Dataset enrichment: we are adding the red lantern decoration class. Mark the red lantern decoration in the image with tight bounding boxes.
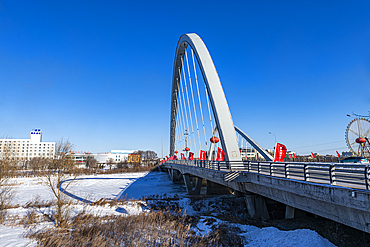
[185,147,190,152]
[210,137,219,143]
[175,151,178,154]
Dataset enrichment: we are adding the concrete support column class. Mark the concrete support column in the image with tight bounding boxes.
[168,168,173,180]
[244,195,270,220]
[244,195,256,218]
[183,174,202,195]
[171,169,182,182]
[285,205,295,219]
[255,196,270,220]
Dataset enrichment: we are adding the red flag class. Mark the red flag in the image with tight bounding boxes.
[189,152,194,160]
[293,153,297,158]
[173,155,177,160]
[274,143,287,162]
[200,150,206,160]
[216,147,221,161]
[311,152,316,159]
[255,154,257,160]
[336,151,340,158]
[289,153,292,159]
[181,153,185,160]
[216,147,225,161]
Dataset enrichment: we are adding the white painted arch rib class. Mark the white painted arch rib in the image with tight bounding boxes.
[170,33,241,162]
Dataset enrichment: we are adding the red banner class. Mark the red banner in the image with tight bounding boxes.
[216,148,221,161]
[216,147,225,161]
[311,152,316,159]
[274,143,287,162]
[189,152,194,160]
[181,153,185,160]
[289,153,292,159]
[200,150,206,160]
[293,153,297,158]
[336,151,340,158]
[173,155,177,160]
[221,149,225,161]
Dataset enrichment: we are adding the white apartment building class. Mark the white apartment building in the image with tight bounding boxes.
[0,129,56,160]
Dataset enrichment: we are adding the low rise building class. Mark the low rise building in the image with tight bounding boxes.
[95,150,137,166]
[127,153,141,163]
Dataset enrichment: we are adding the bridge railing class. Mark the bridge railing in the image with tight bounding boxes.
[164,160,370,190]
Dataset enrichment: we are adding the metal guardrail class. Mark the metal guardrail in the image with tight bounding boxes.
[164,160,370,190]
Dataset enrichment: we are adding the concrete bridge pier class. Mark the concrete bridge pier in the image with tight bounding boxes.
[285,205,295,219]
[183,174,203,195]
[172,169,182,182]
[169,169,182,182]
[244,194,270,220]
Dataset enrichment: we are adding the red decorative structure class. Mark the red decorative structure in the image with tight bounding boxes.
[185,147,190,152]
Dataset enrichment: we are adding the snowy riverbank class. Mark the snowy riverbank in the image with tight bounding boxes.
[0,170,336,246]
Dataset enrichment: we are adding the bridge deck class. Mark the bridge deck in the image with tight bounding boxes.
[162,160,370,234]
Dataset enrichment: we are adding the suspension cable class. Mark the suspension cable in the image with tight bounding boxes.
[176,79,185,152]
[179,57,192,151]
[185,50,200,156]
[175,79,181,152]
[178,65,188,151]
[179,65,186,151]
[205,77,214,140]
[182,54,195,152]
[190,48,205,152]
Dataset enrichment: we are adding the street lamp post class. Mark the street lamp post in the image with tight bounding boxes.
[184,129,189,159]
[269,132,276,145]
[269,132,277,160]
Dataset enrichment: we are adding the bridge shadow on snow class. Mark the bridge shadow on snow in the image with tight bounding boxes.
[117,170,187,200]
[59,177,140,214]
[58,171,187,214]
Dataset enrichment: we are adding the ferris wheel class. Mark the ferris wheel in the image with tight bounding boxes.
[345,115,370,157]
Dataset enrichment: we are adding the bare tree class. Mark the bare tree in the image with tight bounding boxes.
[29,157,49,172]
[42,139,76,227]
[145,150,158,162]
[0,138,17,222]
[116,157,128,169]
[135,150,158,166]
[85,155,98,169]
[106,158,115,170]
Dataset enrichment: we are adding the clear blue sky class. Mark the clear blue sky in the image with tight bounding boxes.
[1,0,369,156]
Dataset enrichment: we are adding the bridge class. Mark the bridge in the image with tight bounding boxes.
[161,33,370,234]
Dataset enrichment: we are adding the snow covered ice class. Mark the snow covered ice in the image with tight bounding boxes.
[0,170,336,246]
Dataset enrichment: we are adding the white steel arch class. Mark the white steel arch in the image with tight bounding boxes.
[170,33,241,162]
